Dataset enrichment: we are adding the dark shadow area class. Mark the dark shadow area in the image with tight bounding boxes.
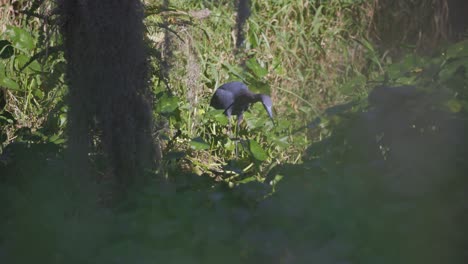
[1,85,466,263]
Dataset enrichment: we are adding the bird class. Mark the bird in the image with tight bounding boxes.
[210,81,274,133]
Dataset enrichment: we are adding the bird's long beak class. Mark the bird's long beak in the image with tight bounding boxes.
[263,104,275,125]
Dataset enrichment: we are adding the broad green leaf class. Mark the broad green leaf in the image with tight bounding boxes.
[190,137,210,150]
[214,113,228,124]
[208,109,228,125]
[249,139,268,161]
[4,26,35,53]
[155,94,179,114]
[0,77,20,91]
[16,54,41,72]
[33,88,45,99]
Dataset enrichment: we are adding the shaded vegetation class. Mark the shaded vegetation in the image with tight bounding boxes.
[0,0,467,263]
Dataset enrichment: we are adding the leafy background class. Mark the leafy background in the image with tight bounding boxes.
[1,0,467,263]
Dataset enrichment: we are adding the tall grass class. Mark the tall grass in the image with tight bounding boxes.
[149,0,379,126]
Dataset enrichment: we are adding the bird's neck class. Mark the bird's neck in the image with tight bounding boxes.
[252,93,263,102]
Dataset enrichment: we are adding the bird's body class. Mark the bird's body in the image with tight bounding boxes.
[210,81,273,131]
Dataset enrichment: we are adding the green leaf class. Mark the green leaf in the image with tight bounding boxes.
[271,136,289,149]
[269,174,284,185]
[190,137,210,150]
[16,54,41,72]
[249,139,268,161]
[224,138,236,151]
[4,26,35,53]
[0,40,14,59]
[33,88,45,99]
[155,94,179,114]
[48,134,65,144]
[246,57,268,78]
[238,176,256,184]
[59,113,67,127]
[0,77,20,91]
[208,109,228,125]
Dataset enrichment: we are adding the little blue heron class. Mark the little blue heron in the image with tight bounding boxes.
[210,81,274,133]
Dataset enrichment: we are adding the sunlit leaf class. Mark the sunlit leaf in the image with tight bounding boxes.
[155,94,179,114]
[249,139,268,161]
[59,113,67,127]
[224,138,236,151]
[269,174,284,185]
[33,88,45,99]
[4,26,35,53]
[0,77,21,91]
[48,134,65,144]
[238,176,256,184]
[16,54,41,72]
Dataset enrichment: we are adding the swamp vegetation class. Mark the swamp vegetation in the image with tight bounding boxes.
[0,0,467,263]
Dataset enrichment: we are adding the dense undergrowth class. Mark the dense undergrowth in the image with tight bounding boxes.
[1,0,468,263]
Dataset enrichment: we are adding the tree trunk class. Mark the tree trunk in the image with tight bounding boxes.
[58,0,155,197]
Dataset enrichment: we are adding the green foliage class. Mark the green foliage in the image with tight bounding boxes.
[0,21,66,148]
[1,0,468,263]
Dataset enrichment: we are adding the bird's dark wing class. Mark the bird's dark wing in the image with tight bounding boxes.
[218,81,249,93]
[211,81,254,117]
[210,87,234,111]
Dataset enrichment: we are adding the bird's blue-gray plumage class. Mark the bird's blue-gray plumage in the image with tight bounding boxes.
[210,81,274,130]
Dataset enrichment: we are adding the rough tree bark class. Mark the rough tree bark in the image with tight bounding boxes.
[58,0,155,196]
